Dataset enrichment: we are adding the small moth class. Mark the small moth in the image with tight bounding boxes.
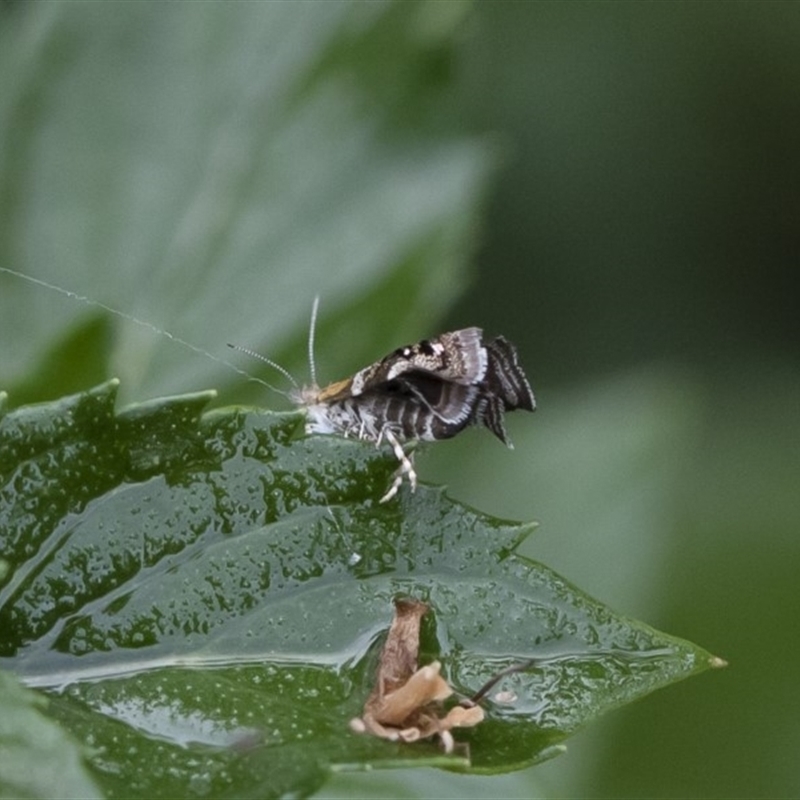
[287,303,536,502]
[1,268,536,503]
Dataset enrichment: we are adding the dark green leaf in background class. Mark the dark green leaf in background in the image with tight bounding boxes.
[0,1,491,407]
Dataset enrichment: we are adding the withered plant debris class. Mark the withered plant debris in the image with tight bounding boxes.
[349,598,484,753]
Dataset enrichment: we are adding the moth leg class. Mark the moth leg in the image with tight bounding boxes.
[380,429,417,503]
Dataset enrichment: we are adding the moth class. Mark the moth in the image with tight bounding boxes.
[1,268,536,503]
[287,305,536,502]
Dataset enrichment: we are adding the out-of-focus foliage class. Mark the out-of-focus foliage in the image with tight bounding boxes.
[0,670,101,800]
[422,4,800,799]
[0,1,490,407]
[1,0,797,798]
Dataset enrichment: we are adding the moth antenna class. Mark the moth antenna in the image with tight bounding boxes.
[226,343,298,392]
[0,266,288,398]
[308,295,320,388]
[466,658,540,706]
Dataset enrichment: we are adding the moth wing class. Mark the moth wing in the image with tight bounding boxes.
[484,336,536,411]
[394,372,480,424]
[472,336,536,447]
[429,328,488,384]
[375,372,482,440]
[351,328,488,396]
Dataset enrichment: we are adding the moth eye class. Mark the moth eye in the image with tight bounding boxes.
[419,339,434,356]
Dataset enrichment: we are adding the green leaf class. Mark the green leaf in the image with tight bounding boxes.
[0,1,492,406]
[0,669,101,800]
[0,384,721,798]
[0,6,722,797]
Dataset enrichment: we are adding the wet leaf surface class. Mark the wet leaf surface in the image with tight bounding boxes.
[0,384,719,798]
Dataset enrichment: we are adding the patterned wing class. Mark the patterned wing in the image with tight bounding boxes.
[349,328,488,396]
[474,337,536,446]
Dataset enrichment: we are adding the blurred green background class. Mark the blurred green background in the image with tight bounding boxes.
[1,2,799,797]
